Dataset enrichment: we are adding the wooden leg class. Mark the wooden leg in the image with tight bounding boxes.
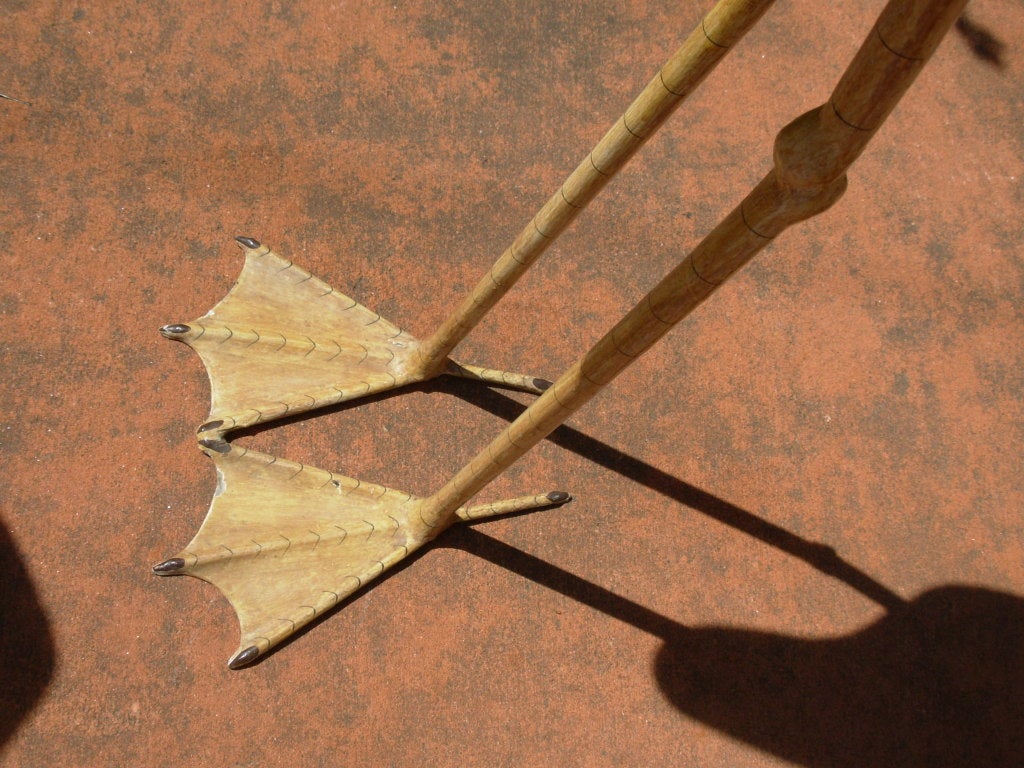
[157,0,966,667]
[415,0,969,529]
[413,0,777,374]
[162,0,777,437]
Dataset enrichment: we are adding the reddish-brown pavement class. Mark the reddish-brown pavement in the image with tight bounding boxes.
[1,1,1022,766]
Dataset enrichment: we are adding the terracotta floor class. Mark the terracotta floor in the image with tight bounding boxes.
[2,0,1022,766]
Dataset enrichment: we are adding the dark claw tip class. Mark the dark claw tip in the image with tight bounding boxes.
[199,438,231,454]
[197,419,224,434]
[546,491,572,504]
[152,557,186,574]
[160,323,191,337]
[228,646,261,669]
[532,378,553,392]
[234,236,261,249]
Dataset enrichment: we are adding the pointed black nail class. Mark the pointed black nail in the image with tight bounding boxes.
[160,324,191,337]
[228,646,261,669]
[152,557,186,574]
[546,491,572,504]
[197,420,224,434]
[199,438,231,454]
[533,378,553,392]
[235,236,261,249]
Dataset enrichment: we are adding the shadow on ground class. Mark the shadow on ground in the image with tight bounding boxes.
[445,529,1024,768]
[0,521,55,750]
[440,381,1023,767]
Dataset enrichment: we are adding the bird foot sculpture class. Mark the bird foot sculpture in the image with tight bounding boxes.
[160,236,551,443]
[153,442,569,669]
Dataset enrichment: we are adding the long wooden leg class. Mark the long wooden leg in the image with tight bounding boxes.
[413,0,777,375]
[416,0,968,529]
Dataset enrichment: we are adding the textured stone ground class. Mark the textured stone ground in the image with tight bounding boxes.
[1,0,1022,765]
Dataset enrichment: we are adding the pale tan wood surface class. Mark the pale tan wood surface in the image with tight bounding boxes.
[160,240,424,438]
[153,444,572,668]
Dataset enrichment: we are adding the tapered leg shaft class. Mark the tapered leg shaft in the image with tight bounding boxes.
[417,0,969,529]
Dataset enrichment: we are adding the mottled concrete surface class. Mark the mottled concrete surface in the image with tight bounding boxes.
[1,0,1022,766]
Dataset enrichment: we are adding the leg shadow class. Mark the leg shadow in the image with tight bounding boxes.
[0,522,55,748]
[443,381,902,610]
[446,530,1023,768]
